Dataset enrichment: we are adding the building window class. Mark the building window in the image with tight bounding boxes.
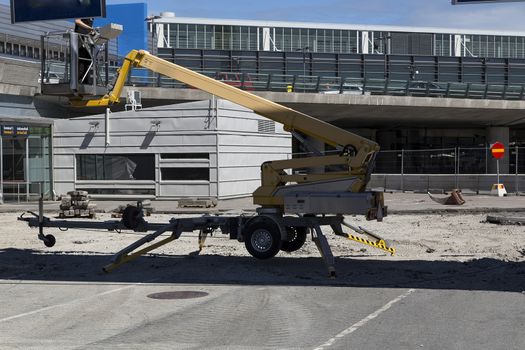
[76,154,155,180]
[161,168,209,181]
[223,25,232,50]
[188,24,197,49]
[241,26,250,50]
[205,25,214,49]
[77,188,155,195]
[232,26,242,50]
[308,29,317,52]
[213,25,222,50]
[161,153,210,159]
[178,24,188,48]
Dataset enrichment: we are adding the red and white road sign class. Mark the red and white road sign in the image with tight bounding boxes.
[490,142,505,159]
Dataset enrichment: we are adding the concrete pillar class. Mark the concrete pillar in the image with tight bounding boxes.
[486,127,510,174]
[454,35,463,57]
[361,31,369,54]
[262,28,271,51]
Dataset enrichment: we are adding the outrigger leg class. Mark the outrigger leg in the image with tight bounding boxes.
[312,225,336,278]
[334,221,396,256]
[198,229,211,252]
[102,217,226,272]
[103,220,179,273]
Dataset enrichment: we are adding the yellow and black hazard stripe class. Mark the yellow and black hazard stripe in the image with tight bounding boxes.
[345,234,396,255]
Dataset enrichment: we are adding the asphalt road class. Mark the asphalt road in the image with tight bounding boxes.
[1,252,524,349]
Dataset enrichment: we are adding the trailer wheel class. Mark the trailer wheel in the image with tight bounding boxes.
[43,234,56,248]
[281,227,308,252]
[122,206,143,230]
[244,218,282,259]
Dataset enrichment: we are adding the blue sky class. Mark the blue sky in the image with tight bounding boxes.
[102,0,525,31]
[3,0,525,31]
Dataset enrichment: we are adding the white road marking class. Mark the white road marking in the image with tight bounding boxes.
[0,279,158,323]
[314,288,416,350]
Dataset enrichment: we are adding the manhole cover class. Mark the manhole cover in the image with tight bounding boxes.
[147,291,209,300]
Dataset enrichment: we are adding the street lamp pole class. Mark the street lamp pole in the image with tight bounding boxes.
[145,15,162,86]
[296,46,309,92]
[408,63,419,81]
[383,35,391,79]
[145,15,162,55]
[375,35,391,79]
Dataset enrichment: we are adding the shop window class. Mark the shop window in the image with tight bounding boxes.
[77,188,155,195]
[76,154,155,180]
[161,153,209,159]
[161,168,209,181]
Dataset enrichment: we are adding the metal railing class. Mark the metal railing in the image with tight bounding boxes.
[374,146,524,193]
[122,67,525,101]
[1,181,45,203]
[42,62,525,101]
[374,146,524,174]
[286,147,524,193]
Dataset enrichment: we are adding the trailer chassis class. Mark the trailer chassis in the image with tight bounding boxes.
[19,197,395,277]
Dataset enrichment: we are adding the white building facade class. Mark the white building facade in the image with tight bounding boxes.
[53,100,291,199]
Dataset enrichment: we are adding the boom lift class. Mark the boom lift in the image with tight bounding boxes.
[72,49,384,217]
[22,32,394,277]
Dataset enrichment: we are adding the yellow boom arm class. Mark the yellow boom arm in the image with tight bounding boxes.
[72,50,381,207]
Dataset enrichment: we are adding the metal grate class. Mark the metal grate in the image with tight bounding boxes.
[258,119,275,134]
[390,32,433,56]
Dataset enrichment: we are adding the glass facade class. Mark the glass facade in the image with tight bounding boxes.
[154,20,525,59]
[1,125,52,202]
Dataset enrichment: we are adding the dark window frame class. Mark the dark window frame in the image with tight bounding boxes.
[161,167,210,181]
[76,154,155,181]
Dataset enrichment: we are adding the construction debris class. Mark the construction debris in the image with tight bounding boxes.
[178,198,218,208]
[486,215,525,226]
[59,190,96,219]
[428,189,466,206]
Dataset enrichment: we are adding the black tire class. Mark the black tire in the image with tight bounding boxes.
[122,206,143,230]
[243,217,282,259]
[43,234,56,248]
[281,226,308,252]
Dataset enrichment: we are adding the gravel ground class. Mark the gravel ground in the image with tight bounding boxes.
[1,211,524,350]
